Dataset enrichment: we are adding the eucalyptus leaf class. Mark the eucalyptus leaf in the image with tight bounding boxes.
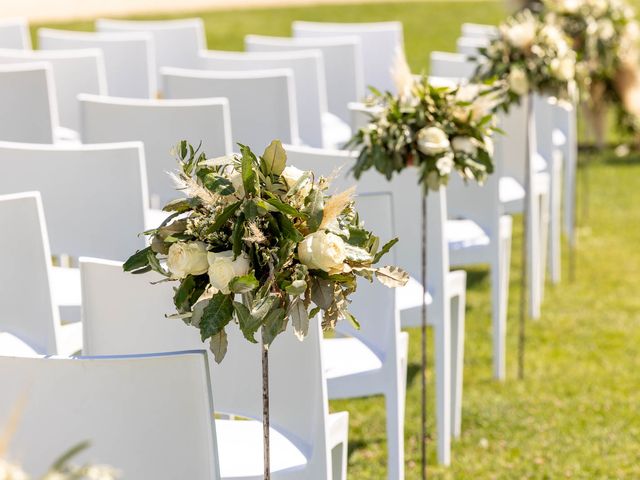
[229,274,259,294]
[261,307,287,346]
[304,189,324,232]
[372,238,399,264]
[375,266,410,288]
[261,139,287,176]
[210,329,228,363]
[311,278,334,310]
[344,244,373,263]
[289,298,309,341]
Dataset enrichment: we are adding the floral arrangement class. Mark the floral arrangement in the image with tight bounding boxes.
[347,73,501,192]
[541,0,640,136]
[475,9,577,107]
[124,140,408,361]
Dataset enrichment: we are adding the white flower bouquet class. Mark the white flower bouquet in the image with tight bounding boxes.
[124,140,409,361]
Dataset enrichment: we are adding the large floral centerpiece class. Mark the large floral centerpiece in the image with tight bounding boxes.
[542,0,640,139]
[475,9,577,107]
[348,73,501,192]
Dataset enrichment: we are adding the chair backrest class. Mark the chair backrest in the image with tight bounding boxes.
[0,351,221,479]
[197,49,326,148]
[0,332,38,356]
[461,22,499,39]
[79,94,232,207]
[456,36,490,56]
[163,67,298,150]
[429,51,476,79]
[0,192,60,355]
[0,141,148,260]
[245,34,364,124]
[533,93,556,161]
[80,258,332,477]
[0,62,58,143]
[0,18,31,50]
[497,101,533,185]
[0,48,107,131]
[38,28,156,98]
[96,17,206,86]
[293,20,404,94]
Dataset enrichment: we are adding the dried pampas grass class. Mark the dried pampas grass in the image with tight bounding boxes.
[320,186,356,229]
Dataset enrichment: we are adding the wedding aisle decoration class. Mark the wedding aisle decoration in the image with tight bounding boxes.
[348,68,501,475]
[123,139,408,478]
[474,9,577,380]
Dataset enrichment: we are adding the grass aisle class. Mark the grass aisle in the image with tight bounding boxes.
[35,2,640,477]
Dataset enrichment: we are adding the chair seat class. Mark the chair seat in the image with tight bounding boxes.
[54,126,80,144]
[500,176,526,204]
[51,266,81,307]
[322,112,351,149]
[447,219,490,250]
[397,275,433,312]
[553,128,566,147]
[323,337,382,379]
[533,152,547,172]
[145,208,173,229]
[216,418,307,478]
[0,332,38,356]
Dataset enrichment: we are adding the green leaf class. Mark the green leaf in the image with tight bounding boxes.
[162,197,196,213]
[372,238,399,264]
[234,301,261,343]
[344,244,373,263]
[147,249,169,277]
[304,189,324,232]
[202,173,235,196]
[311,278,334,310]
[265,192,306,218]
[240,145,257,195]
[49,441,91,472]
[261,139,287,176]
[209,330,228,363]
[285,279,307,296]
[277,213,304,242]
[343,310,361,330]
[229,274,259,294]
[243,199,259,220]
[289,298,309,341]
[375,266,410,288]
[261,307,287,346]
[206,201,241,234]
[199,293,234,342]
[347,226,369,246]
[231,213,245,257]
[123,247,152,272]
[173,275,196,312]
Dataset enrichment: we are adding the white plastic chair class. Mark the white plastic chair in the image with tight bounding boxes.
[461,23,499,39]
[0,351,222,479]
[285,146,467,466]
[245,34,365,124]
[38,28,156,98]
[0,17,31,49]
[80,258,348,479]
[456,36,490,56]
[0,63,60,144]
[197,49,349,149]
[96,17,206,87]
[0,48,107,131]
[0,192,81,355]
[0,141,150,261]
[79,94,232,208]
[429,51,477,79]
[293,21,404,94]
[163,67,299,150]
[0,332,38,356]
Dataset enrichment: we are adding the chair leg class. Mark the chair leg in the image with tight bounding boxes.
[384,345,408,479]
[539,186,550,300]
[491,217,512,381]
[450,288,466,439]
[331,438,348,480]
[528,188,543,320]
[434,315,452,465]
[548,153,562,284]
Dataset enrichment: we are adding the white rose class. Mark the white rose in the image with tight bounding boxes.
[483,135,495,157]
[508,68,529,95]
[551,57,575,81]
[167,241,209,278]
[598,19,615,41]
[297,231,346,273]
[559,0,580,13]
[504,20,536,49]
[436,152,455,175]
[207,250,251,294]
[281,165,311,197]
[416,127,450,155]
[452,136,478,156]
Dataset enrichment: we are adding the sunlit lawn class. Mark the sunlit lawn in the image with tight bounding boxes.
[35,2,640,478]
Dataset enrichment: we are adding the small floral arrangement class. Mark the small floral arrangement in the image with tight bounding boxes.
[347,74,501,192]
[124,140,408,361]
[0,442,119,480]
[542,0,640,134]
[475,9,577,106]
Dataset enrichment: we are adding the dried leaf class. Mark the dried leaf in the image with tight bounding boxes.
[375,266,410,288]
[210,330,228,363]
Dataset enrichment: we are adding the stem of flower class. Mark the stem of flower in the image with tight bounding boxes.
[262,337,270,479]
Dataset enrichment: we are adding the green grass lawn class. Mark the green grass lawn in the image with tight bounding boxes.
[34,2,640,478]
